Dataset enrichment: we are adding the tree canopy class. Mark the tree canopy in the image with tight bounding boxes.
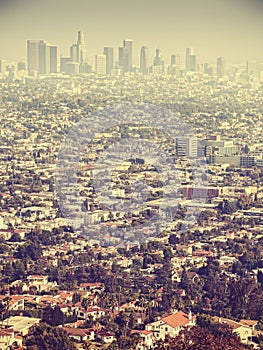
[26,323,76,350]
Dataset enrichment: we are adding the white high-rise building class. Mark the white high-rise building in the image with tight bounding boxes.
[95,54,106,75]
[27,40,57,75]
[177,136,198,158]
[77,31,88,64]
[70,44,79,63]
[186,48,194,71]
[27,40,40,75]
[50,46,59,73]
[103,47,114,74]
[39,40,50,74]
[217,57,225,78]
[140,46,149,74]
[123,40,133,72]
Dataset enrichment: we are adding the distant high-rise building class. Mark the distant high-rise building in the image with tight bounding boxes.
[201,62,213,76]
[140,46,149,74]
[27,40,57,75]
[103,47,114,74]
[77,31,88,64]
[50,46,58,73]
[60,57,71,73]
[0,60,6,79]
[171,54,181,69]
[95,54,106,75]
[153,48,162,66]
[70,44,79,63]
[189,54,197,72]
[186,47,194,71]
[177,136,198,158]
[68,31,88,73]
[118,47,124,68]
[123,40,133,72]
[17,61,26,71]
[27,40,40,75]
[217,57,225,78]
[65,62,79,75]
[39,40,50,74]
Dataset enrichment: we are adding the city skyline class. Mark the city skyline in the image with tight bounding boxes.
[0,0,263,64]
[3,33,262,77]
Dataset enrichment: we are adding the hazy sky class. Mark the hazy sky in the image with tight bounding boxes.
[0,0,263,65]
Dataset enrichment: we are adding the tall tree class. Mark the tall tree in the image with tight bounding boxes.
[26,323,76,350]
[154,326,247,350]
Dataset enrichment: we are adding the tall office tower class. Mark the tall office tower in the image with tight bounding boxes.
[103,47,114,74]
[77,31,88,64]
[60,57,71,72]
[140,46,149,74]
[217,57,225,78]
[17,61,26,71]
[189,54,197,71]
[27,40,40,75]
[177,136,198,158]
[39,40,50,74]
[123,40,133,72]
[70,44,79,63]
[50,46,58,73]
[95,54,106,75]
[0,60,6,79]
[186,47,194,71]
[153,48,162,66]
[27,40,58,75]
[171,54,176,66]
[171,54,181,68]
[65,62,79,75]
[118,47,124,67]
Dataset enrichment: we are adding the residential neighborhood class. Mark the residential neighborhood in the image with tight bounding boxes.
[0,68,262,349]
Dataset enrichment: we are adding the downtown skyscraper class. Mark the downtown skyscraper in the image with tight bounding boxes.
[27,40,58,75]
[103,47,114,74]
[186,48,196,71]
[39,40,50,74]
[140,46,149,74]
[67,31,91,74]
[95,54,106,75]
[122,40,133,73]
[27,40,40,75]
[77,31,88,64]
[70,31,88,64]
[217,57,225,78]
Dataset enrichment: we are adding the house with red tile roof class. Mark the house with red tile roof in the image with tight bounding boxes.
[96,329,116,344]
[145,310,196,341]
[78,282,104,294]
[240,319,258,332]
[0,328,22,350]
[63,327,94,342]
[9,296,24,311]
[26,275,57,292]
[131,329,154,350]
